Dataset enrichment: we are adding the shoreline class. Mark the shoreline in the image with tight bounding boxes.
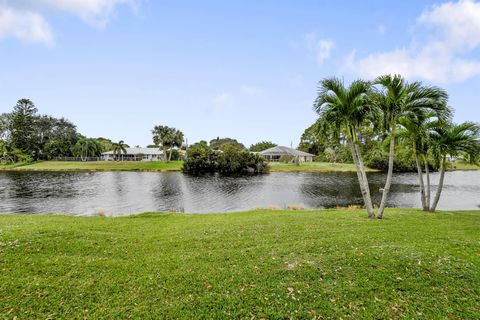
[0,160,478,173]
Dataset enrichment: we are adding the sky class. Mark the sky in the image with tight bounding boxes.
[1,0,479,147]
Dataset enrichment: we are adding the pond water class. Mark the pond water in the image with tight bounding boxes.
[0,171,478,215]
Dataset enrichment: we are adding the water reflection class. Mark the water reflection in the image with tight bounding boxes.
[0,171,478,215]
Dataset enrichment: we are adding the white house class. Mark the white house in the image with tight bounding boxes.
[102,148,164,161]
[258,146,314,163]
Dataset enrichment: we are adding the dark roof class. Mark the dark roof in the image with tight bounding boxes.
[259,146,314,157]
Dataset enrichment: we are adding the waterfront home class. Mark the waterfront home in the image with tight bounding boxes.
[102,148,164,161]
[259,146,314,162]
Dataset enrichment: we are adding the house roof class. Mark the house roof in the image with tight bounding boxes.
[102,147,164,155]
[259,146,315,157]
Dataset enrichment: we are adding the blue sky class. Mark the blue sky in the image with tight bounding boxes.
[1,0,479,147]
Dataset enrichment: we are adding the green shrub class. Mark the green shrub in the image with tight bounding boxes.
[182,142,268,175]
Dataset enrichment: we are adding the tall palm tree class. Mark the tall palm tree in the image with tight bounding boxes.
[152,125,175,162]
[112,140,128,161]
[428,122,480,211]
[397,110,441,210]
[314,77,377,218]
[373,74,449,218]
[169,130,184,162]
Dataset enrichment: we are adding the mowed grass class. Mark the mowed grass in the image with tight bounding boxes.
[2,160,477,173]
[268,161,378,172]
[0,160,183,172]
[450,160,480,171]
[1,209,479,319]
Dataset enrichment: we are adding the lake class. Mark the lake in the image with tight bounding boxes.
[0,171,478,215]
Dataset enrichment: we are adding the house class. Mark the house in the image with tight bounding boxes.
[102,148,164,161]
[258,146,314,163]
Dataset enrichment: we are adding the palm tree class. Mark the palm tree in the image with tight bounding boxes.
[112,140,128,161]
[72,137,102,161]
[397,110,440,210]
[152,125,174,162]
[170,130,184,162]
[314,77,377,218]
[373,74,449,218]
[428,122,480,211]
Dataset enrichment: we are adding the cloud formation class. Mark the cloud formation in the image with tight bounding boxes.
[0,0,138,45]
[305,33,334,66]
[345,0,480,83]
[0,5,53,44]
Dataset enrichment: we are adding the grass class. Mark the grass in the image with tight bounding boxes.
[1,160,478,173]
[1,209,479,319]
[0,160,183,172]
[449,160,480,171]
[268,161,378,172]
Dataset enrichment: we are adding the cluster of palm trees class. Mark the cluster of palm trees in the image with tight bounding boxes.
[151,125,184,162]
[314,74,480,218]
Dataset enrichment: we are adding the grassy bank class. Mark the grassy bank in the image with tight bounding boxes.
[0,160,183,172]
[0,161,371,173]
[1,160,477,173]
[1,209,479,319]
[268,161,378,172]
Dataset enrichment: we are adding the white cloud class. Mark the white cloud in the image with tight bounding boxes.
[212,93,232,106]
[0,0,138,45]
[240,85,260,96]
[305,33,335,66]
[345,0,480,83]
[0,5,53,44]
[33,0,138,26]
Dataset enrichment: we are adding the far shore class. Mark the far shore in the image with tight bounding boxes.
[0,160,478,173]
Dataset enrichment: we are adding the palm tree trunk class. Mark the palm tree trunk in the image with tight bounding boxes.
[424,156,431,209]
[163,146,168,162]
[349,140,375,218]
[414,151,427,211]
[377,125,396,218]
[430,156,446,212]
[168,148,173,162]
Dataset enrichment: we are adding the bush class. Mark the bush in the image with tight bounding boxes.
[182,143,268,175]
[365,148,417,172]
[279,155,295,163]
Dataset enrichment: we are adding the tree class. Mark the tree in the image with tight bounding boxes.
[9,99,38,159]
[428,122,480,211]
[314,77,377,218]
[112,140,128,161]
[170,130,184,161]
[209,137,245,150]
[152,126,184,162]
[249,141,277,152]
[373,75,449,218]
[72,137,103,161]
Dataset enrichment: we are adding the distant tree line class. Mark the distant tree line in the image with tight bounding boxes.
[0,99,124,163]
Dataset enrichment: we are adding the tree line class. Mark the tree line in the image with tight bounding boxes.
[0,99,126,162]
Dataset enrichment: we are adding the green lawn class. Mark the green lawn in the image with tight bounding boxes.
[268,161,378,172]
[1,160,478,173]
[0,160,184,172]
[1,209,479,319]
[450,160,480,171]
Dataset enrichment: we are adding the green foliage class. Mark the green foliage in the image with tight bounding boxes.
[9,99,39,158]
[249,141,277,152]
[365,147,418,172]
[209,137,245,150]
[152,125,184,161]
[71,137,103,160]
[183,142,267,175]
